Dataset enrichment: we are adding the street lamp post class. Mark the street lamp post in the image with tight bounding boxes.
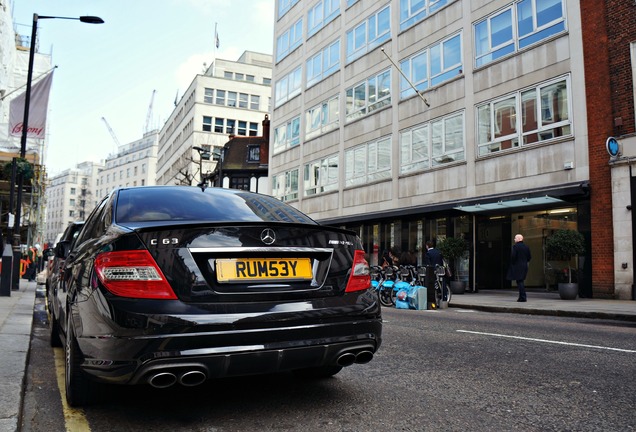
[2,13,103,294]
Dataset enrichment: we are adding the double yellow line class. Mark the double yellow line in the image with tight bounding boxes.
[52,348,92,432]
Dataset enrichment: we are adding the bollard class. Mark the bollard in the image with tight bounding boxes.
[1,242,13,296]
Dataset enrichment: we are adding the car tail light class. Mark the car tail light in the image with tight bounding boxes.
[345,250,371,293]
[94,250,177,300]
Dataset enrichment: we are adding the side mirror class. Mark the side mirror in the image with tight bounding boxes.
[54,240,71,259]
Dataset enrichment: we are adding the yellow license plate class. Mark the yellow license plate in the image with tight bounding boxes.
[216,258,312,282]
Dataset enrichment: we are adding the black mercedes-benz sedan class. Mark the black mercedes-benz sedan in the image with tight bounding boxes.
[53,186,382,406]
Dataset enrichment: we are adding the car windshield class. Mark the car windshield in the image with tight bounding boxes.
[115,187,316,224]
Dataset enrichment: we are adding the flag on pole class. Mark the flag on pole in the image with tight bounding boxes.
[9,70,54,139]
[215,23,219,49]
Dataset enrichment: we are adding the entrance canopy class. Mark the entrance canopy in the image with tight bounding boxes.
[453,195,567,213]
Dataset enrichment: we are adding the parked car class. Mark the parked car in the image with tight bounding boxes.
[52,186,382,406]
[46,220,84,347]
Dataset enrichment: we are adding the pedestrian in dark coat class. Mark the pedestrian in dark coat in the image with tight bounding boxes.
[507,234,532,302]
[423,240,443,267]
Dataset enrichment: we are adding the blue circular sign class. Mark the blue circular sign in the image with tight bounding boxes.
[606,137,620,157]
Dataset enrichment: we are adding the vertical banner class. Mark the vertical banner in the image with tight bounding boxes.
[9,70,54,139]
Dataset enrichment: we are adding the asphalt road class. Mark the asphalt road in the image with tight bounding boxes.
[21,300,636,432]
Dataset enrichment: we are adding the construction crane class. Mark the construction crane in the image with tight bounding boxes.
[144,89,156,134]
[101,117,121,150]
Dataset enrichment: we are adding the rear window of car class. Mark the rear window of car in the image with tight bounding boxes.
[115,187,316,224]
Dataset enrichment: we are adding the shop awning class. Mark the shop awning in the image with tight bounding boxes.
[453,195,567,213]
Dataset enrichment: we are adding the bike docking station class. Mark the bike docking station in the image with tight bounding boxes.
[371,265,450,311]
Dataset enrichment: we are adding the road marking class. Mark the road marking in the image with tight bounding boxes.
[457,330,636,353]
[53,348,92,432]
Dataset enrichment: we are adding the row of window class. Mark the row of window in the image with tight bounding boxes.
[274,0,566,107]
[272,75,572,200]
[203,88,262,111]
[99,164,148,186]
[202,117,260,136]
[223,70,270,85]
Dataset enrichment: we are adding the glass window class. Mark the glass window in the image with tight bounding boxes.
[226,119,235,134]
[203,116,212,132]
[227,91,237,107]
[477,76,571,155]
[400,0,449,31]
[274,116,301,153]
[304,154,339,196]
[250,95,260,110]
[247,145,260,162]
[278,0,300,18]
[306,39,340,87]
[345,69,391,122]
[275,66,303,107]
[277,18,303,61]
[400,111,464,173]
[215,90,225,105]
[308,0,340,37]
[204,88,213,103]
[346,5,391,63]
[475,0,565,67]
[401,33,461,98]
[345,136,391,186]
[239,93,249,109]
[272,169,299,202]
[214,118,224,133]
[249,122,259,136]
[305,95,339,140]
[238,121,247,136]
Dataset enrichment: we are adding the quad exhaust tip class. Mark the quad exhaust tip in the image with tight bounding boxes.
[148,372,177,389]
[148,369,208,388]
[336,350,374,367]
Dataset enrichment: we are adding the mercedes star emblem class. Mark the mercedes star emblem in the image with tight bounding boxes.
[260,228,276,245]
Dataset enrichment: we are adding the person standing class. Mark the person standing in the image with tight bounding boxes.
[507,234,532,302]
[424,240,448,301]
[423,240,443,267]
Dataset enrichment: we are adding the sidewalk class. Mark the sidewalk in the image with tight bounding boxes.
[449,288,636,322]
[0,279,37,432]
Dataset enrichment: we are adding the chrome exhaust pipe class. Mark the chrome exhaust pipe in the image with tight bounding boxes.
[354,350,374,364]
[179,370,207,387]
[336,352,356,367]
[148,372,177,389]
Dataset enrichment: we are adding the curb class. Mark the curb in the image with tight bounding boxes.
[449,303,636,322]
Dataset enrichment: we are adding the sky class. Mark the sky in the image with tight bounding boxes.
[12,0,275,176]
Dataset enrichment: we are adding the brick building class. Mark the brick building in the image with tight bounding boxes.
[582,0,636,299]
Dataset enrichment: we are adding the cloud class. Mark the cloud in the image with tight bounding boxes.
[174,52,213,91]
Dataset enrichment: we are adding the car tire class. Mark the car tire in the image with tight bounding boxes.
[293,365,343,379]
[48,308,62,348]
[65,314,98,407]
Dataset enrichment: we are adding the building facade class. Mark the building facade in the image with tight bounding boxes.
[156,51,272,186]
[208,115,271,192]
[44,161,102,244]
[97,130,159,199]
[582,0,636,300]
[270,0,624,297]
[0,6,51,248]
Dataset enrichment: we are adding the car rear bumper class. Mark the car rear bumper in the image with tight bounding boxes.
[77,318,382,385]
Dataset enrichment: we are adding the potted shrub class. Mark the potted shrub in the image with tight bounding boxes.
[437,236,468,294]
[545,229,585,300]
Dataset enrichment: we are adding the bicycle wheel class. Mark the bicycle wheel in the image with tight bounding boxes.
[379,286,395,307]
[445,283,452,304]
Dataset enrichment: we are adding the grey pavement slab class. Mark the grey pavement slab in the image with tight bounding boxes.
[0,279,36,432]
